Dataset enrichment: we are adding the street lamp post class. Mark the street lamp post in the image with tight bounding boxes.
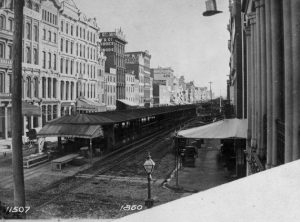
[143,152,155,208]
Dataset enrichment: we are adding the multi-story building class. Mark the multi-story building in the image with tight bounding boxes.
[0,1,14,140]
[151,66,174,92]
[125,72,135,103]
[186,81,196,103]
[0,0,105,141]
[125,50,151,107]
[104,68,116,111]
[96,40,106,106]
[99,29,127,100]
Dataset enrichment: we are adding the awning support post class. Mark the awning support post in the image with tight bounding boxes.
[90,138,93,165]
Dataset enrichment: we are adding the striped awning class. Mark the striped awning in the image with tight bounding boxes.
[37,124,103,139]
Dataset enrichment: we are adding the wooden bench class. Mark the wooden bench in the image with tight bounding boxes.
[23,153,49,168]
[51,154,79,171]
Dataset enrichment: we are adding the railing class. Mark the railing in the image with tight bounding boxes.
[0,58,12,66]
[245,148,265,174]
[276,119,285,165]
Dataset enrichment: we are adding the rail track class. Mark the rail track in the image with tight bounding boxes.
[34,126,176,210]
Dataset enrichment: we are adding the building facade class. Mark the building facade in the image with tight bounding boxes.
[125,50,152,107]
[0,0,105,141]
[125,72,135,103]
[104,68,116,111]
[237,0,300,174]
[99,29,127,100]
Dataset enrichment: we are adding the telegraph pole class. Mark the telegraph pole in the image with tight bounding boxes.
[11,0,26,212]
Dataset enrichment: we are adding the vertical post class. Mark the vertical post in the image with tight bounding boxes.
[90,138,93,165]
[265,0,273,169]
[147,174,151,200]
[11,0,26,212]
[291,0,300,160]
[283,0,293,163]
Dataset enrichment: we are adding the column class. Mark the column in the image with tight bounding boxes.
[249,14,256,148]
[30,116,33,129]
[245,25,252,145]
[68,81,71,101]
[255,0,262,155]
[259,0,267,158]
[23,116,27,136]
[265,0,273,169]
[271,0,284,167]
[291,0,300,160]
[39,77,43,99]
[57,80,61,101]
[283,0,293,163]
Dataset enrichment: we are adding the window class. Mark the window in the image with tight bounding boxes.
[80,44,82,57]
[66,59,69,74]
[54,33,57,43]
[34,77,39,97]
[26,23,31,40]
[7,45,12,59]
[76,25,78,36]
[26,47,31,63]
[48,52,51,68]
[70,42,73,54]
[8,19,13,31]
[34,25,38,41]
[0,73,4,93]
[8,74,12,93]
[80,27,82,38]
[66,40,68,53]
[66,23,68,34]
[34,3,39,12]
[26,77,31,98]
[71,60,73,74]
[0,16,5,30]
[60,58,63,73]
[33,48,38,64]
[48,30,51,41]
[61,21,64,32]
[60,38,63,51]
[27,0,32,9]
[54,54,57,70]
[43,29,46,40]
[71,25,73,36]
[0,43,4,58]
[42,51,46,68]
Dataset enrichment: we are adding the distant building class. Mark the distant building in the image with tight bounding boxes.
[153,84,170,106]
[104,68,117,110]
[99,28,127,100]
[151,66,174,92]
[125,72,135,103]
[125,50,152,107]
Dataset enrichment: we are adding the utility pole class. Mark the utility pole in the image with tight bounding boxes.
[11,0,26,213]
[209,81,213,118]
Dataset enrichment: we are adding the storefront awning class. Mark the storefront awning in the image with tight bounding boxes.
[22,101,41,116]
[178,118,247,139]
[37,124,103,139]
[76,98,105,111]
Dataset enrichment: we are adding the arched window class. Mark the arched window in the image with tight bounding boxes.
[26,46,31,63]
[26,22,31,40]
[8,18,13,31]
[34,3,39,12]
[33,48,38,65]
[26,76,31,98]
[60,38,63,51]
[0,15,6,30]
[34,77,39,97]
[34,25,38,41]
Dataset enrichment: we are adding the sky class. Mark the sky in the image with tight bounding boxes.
[74,0,230,97]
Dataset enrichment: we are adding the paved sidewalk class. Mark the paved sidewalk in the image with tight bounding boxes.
[168,147,235,193]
